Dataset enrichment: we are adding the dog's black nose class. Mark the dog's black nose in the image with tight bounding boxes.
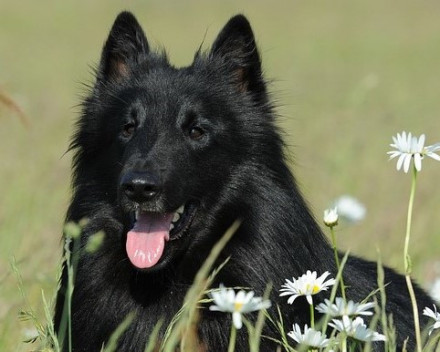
[120,172,160,202]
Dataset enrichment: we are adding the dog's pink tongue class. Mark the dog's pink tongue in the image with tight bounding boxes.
[126,212,173,269]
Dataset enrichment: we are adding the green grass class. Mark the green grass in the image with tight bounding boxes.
[1,1,440,350]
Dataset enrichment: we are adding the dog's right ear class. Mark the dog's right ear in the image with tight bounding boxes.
[97,11,149,83]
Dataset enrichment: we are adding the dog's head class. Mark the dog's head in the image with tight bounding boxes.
[71,12,281,272]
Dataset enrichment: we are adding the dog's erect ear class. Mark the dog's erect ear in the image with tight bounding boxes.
[210,15,266,98]
[97,11,149,83]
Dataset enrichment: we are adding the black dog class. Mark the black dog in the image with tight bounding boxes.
[55,12,434,351]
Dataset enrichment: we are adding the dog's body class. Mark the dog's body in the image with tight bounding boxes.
[55,12,434,351]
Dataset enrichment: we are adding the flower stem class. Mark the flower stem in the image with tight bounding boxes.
[406,275,421,352]
[310,303,315,329]
[404,167,417,274]
[341,336,348,352]
[404,166,421,352]
[330,226,346,301]
[228,324,237,352]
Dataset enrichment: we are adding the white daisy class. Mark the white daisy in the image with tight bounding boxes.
[209,284,271,329]
[423,305,440,335]
[288,323,331,348]
[332,195,366,224]
[429,277,440,302]
[316,297,375,318]
[280,271,336,305]
[329,316,386,342]
[324,208,339,227]
[387,131,440,173]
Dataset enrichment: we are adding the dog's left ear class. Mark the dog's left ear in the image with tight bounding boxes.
[210,15,266,99]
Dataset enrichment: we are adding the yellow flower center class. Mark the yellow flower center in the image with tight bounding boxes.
[234,301,244,312]
[305,284,321,294]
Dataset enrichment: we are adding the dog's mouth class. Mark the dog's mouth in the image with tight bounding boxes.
[125,202,198,269]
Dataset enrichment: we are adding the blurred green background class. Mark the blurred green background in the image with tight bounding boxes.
[1,1,440,350]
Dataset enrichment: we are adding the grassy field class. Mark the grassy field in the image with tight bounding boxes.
[1,1,440,350]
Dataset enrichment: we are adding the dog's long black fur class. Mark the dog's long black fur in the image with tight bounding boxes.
[55,12,435,351]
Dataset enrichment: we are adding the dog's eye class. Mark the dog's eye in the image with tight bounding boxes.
[122,122,136,138]
[188,126,205,140]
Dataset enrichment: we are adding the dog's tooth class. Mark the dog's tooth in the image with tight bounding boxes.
[169,223,175,231]
[135,210,140,221]
[173,212,180,223]
[177,205,184,215]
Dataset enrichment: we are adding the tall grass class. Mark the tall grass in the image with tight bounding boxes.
[15,192,440,352]
[0,88,29,127]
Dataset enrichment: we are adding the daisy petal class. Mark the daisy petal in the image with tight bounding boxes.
[418,134,426,151]
[403,154,412,173]
[396,154,406,171]
[287,294,300,305]
[414,153,422,171]
[232,311,242,329]
[427,152,440,161]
